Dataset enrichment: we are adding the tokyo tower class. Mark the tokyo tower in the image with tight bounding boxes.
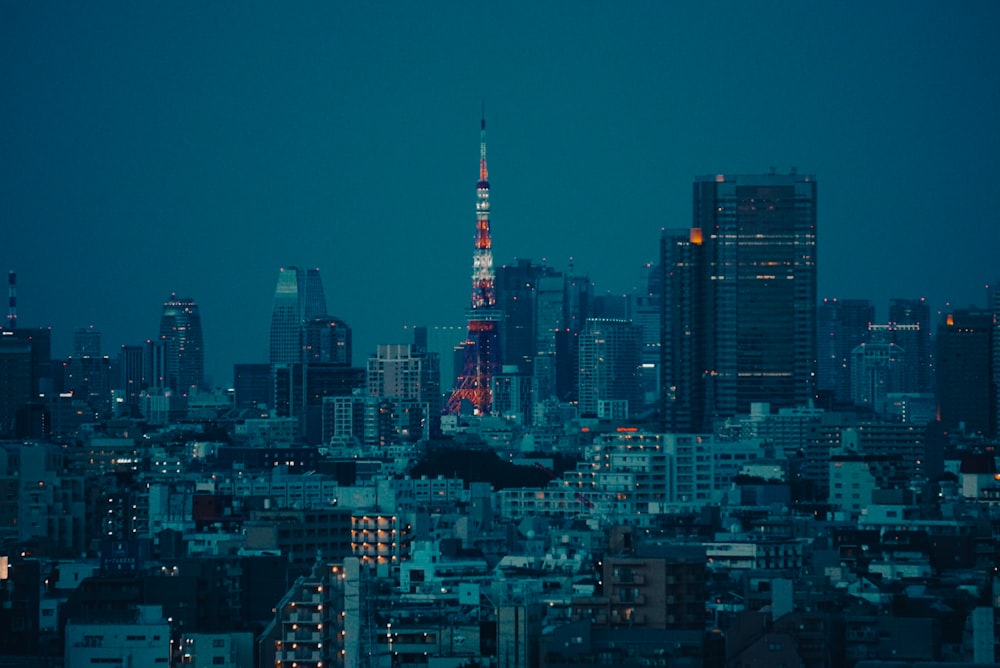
[445,113,502,415]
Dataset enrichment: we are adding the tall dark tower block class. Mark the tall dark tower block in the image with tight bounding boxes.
[994,288,1000,439]
[233,363,273,410]
[7,271,16,330]
[696,173,817,417]
[496,259,550,374]
[659,228,703,432]
[446,114,502,415]
[117,344,145,411]
[661,174,818,430]
[888,297,933,393]
[158,294,205,393]
[936,308,995,437]
[0,333,32,436]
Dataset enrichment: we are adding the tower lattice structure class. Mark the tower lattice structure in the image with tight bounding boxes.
[446,115,501,415]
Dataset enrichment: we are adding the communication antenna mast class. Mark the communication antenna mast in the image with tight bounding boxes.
[7,271,16,330]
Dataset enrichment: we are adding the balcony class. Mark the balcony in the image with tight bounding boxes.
[286,609,322,624]
[276,648,322,662]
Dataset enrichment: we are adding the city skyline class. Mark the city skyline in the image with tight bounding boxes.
[2,3,999,385]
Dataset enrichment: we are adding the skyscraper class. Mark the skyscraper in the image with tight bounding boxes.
[936,308,995,437]
[660,228,704,432]
[634,263,662,405]
[447,114,502,415]
[117,344,145,412]
[303,316,352,366]
[0,332,32,437]
[233,362,273,410]
[158,294,204,393]
[269,266,328,366]
[993,287,1000,439]
[661,173,818,429]
[817,298,875,405]
[73,325,102,357]
[850,338,905,415]
[495,258,557,373]
[578,318,642,419]
[888,297,933,393]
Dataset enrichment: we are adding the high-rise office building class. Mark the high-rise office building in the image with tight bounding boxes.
[578,318,642,419]
[850,338,905,415]
[659,228,703,432]
[0,332,32,437]
[634,263,662,407]
[492,365,534,423]
[888,297,933,393]
[117,344,145,412]
[233,363,273,410]
[62,354,113,417]
[530,269,591,403]
[302,316,352,366]
[73,325,102,357]
[158,294,205,393]
[144,338,167,390]
[993,287,1000,439]
[268,266,328,366]
[817,298,874,405]
[936,308,995,437]
[661,173,818,430]
[495,258,559,373]
[867,323,920,394]
[0,326,53,398]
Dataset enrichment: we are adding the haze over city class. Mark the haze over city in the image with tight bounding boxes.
[2,2,999,385]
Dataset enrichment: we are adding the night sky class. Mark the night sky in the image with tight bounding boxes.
[3,2,999,387]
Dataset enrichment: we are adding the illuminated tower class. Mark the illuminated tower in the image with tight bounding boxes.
[446,114,502,415]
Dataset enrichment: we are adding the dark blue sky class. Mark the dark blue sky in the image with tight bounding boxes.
[3,2,999,386]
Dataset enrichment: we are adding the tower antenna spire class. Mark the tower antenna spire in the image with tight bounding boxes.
[7,271,16,330]
[479,101,488,182]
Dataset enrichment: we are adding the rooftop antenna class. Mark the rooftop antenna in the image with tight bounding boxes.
[7,271,16,330]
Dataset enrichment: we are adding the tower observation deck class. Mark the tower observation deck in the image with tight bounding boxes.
[446,114,501,415]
